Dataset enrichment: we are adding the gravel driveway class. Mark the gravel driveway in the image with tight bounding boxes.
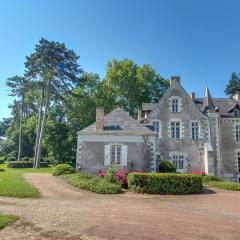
[0,173,240,240]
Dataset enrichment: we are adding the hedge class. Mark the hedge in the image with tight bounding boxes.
[7,161,49,168]
[63,173,122,194]
[128,173,203,194]
[52,164,75,176]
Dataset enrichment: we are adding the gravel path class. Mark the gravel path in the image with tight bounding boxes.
[0,173,240,240]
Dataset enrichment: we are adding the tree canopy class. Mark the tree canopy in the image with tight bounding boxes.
[1,38,169,165]
[225,72,240,97]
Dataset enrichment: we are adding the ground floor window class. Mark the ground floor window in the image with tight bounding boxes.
[171,153,186,172]
[237,152,240,172]
[111,145,122,164]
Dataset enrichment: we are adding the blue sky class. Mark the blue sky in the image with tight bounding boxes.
[0,0,240,119]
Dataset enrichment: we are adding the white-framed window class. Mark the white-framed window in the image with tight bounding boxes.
[236,125,240,142]
[233,110,240,117]
[110,145,122,164]
[171,98,179,112]
[237,152,240,172]
[171,121,181,139]
[152,120,161,138]
[170,153,187,173]
[191,121,199,140]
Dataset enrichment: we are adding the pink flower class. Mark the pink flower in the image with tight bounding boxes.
[98,169,106,177]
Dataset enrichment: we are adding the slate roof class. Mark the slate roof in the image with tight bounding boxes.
[142,98,240,118]
[79,107,154,135]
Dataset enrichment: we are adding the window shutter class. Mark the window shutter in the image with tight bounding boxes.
[104,145,111,166]
[121,145,128,166]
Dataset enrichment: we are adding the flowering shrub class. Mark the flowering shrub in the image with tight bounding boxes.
[98,169,106,178]
[115,167,129,188]
[191,171,207,176]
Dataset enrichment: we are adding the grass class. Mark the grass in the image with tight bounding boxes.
[0,163,53,198]
[207,181,240,191]
[0,214,18,229]
[63,173,122,194]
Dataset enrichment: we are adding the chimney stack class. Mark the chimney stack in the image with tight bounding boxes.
[96,107,104,131]
[170,76,180,85]
[232,91,240,100]
[190,92,196,102]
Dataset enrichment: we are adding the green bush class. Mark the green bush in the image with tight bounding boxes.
[207,181,240,191]
[52,164,75,176]
[0,157,5,164]
[7,161,49,168]
[202,175,224,184]
[0,168,5,172]
[159,160,176,173]
[63,173,122,194]
[105,163,120,183]
[128,173,203,194]
[21,157,31,162]
[7,157,16,162]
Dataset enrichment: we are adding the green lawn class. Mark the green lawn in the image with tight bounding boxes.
[0,214,18,229]
[207,181,240,191]
[0,164,53,198]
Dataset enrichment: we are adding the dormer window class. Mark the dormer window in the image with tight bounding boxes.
[233,110,240,117]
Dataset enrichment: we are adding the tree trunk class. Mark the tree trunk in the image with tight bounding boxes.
[33,88,44,168]
[35,80,51,168]
[17,96,24,161]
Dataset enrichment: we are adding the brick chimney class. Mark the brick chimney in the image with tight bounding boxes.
[190,92,196,102]
[232,91,240,100]
[170,76,180,85]
[96,107,104,131]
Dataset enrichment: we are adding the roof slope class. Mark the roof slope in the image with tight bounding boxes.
[79,107,154,135]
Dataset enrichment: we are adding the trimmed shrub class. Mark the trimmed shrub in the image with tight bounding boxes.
[105,163,120,183]
[21,157,31,162]
[207,181,240,191]
[159,160,176,173]
[128,173,203,194]
[52,164,75,176]
[63,173,122,194]
[7,161,49,168]
[202,175,224,184]
[0,168,5,172]
[7,157,16,162]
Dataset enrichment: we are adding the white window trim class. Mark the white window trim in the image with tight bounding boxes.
[169,96,182,113]
[105,143,128,167]
[233,123,240,143]
[151,119,161,139]
[190,120,200,140]
[168,119,183,139]
[169,152,188,173]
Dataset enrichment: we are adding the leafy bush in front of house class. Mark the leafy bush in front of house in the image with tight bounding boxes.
[158,160,176,173]
[207,181,240,191]
[202,175,224,184]
[7,161,49,168]
[7,157,16,162]
[63,172,122,194]
[21,157,31,162]
[128,173,203,194]
[115,167,129,188]
[52,164,75,176]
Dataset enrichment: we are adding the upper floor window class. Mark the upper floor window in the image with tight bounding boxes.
[171,98,179,112]
[236,125,240,142]
[111,145,121,164]
[191,121,199,140]
[152,120,161,138]
[171,121,181,139]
